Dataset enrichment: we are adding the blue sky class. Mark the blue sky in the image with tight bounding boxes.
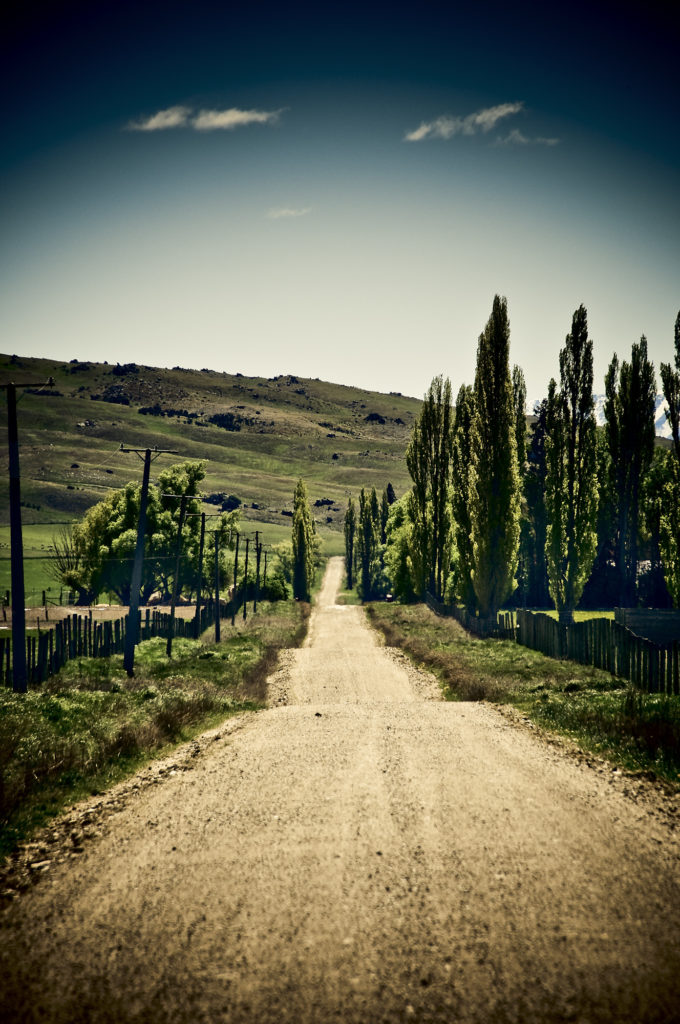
[2,0,678,404]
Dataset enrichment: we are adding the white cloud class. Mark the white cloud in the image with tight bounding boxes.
[126,105,283,133]
[496,128,560,146]
[127,105,191,131]
[404,102,524,142]
[192,107,282,131]
[266,207,312,219]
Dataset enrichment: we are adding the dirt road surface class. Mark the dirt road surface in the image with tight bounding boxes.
[1,557,679,1023]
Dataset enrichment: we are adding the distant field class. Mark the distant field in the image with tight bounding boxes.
[0,521,344,604]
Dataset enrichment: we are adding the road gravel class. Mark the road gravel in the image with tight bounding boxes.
[1,556,679,1023]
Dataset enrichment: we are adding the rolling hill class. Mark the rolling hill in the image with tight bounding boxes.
[0,353,421,547]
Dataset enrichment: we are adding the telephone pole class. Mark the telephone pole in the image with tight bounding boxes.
[164,493,188,657]
[231,531,240,627]
[2,377,54,693]
[119,445,178,676]
[209,530,221,642]
[195,511,206,638]
[242,537,250,622]
[254,531,262,613]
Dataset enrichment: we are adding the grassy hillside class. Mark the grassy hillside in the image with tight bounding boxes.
[0,353,420,592]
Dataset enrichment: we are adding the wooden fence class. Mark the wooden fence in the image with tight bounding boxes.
[514,610,680,695]
[1,593,242,690]
[424,595,679,695]
[425,593,516,640]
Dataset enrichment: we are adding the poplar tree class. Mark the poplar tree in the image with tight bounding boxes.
[604,337,656,605]
[405,375,454,600]
[659,311,680,605]
[451,384,476,611]
[356,487,380,600]
[344,496,356,589]
[469,296,521,621]
[660,311,680,465]
[513,365,529,604]
[380,488,390,544]
[525,399,551,606]
[292,478,315,601]
[545,305,598,624]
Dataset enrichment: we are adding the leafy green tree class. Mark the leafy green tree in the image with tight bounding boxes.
[451,384,476,612]
[640,448,673,606]
[385,482,397,505]
[545,306,598,624]
[660,455,680,607]
[383,495,417,602]
[344,496,357,589]
[469,296,521,621]
[50,462,230,605]
[292,478,315,601]
[604,337,656,605]
[405,375,454,599]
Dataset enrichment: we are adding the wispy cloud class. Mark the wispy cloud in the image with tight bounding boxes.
[404,102,524,142]
[128,105,192,131]
[495,128,560,146]
[126,105,283,132]
[266,206,312,219]
[193,107,283,131]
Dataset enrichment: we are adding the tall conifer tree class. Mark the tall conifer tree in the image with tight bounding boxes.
[469,295,521,620]
[525,399,551,606]
[545,305,598,623]
[513,365,529,605]
[344,496,356,589]
[405,375,454,599]
[292,478,315,601]
[604,337,656,605]
[451,384,476,611]
[659,311,680,605]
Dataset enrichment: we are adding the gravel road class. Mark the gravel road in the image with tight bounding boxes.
[1,557,679,1023]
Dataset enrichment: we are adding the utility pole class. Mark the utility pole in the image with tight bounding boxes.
[254,531,261,613]
[263,549,268,591]
[2,377,54,693]
[165,493,188,657]
[212,531,221,642]
[183,510,222,639]
[194,511,206,638]
[242,537,250,622]
[231,532,240,627]
[120,445,178,676]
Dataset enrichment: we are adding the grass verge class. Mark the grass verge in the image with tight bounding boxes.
[367,602,680,785]
[0,599,310,858]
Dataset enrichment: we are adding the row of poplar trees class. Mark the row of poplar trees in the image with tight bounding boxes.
[350,296,680,623]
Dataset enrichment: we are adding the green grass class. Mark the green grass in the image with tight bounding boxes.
[0,599,310,858]
[367,602,680,785]
[543,609,615,621]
